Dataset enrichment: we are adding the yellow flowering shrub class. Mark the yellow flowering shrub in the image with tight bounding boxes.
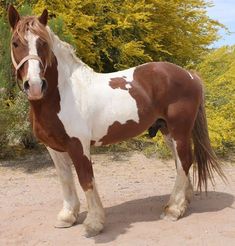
[197,46,235,155]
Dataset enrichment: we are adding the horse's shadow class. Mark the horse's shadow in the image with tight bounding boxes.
[77,191,234,244]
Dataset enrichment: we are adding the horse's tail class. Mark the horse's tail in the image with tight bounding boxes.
[192,94,227,191]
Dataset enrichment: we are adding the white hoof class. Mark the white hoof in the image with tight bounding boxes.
[55,208,79,228]
[160,206,182,221]
[83,213,105,237]
[160,200,189,221]
[55,220,75,228]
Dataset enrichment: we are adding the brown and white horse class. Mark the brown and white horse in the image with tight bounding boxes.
[8,6,225,237]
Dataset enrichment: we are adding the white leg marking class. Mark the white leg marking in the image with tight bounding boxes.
[161,136,193,220]
[47,147,80,228]
[83,179,105,237]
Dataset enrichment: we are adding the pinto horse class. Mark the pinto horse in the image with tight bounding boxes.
[8,6,225,237]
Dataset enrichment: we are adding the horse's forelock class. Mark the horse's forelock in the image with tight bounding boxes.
[14,16,53,65]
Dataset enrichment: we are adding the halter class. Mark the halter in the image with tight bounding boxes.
[11,48,47,92]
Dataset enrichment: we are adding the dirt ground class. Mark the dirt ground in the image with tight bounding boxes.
[0,151,234,246]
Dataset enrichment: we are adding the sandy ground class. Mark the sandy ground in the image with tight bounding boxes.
[0,152,234,246]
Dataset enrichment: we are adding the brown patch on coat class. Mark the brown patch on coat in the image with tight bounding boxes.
[109,77,129,90]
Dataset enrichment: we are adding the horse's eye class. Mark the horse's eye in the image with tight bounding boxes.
[12,42,18,48]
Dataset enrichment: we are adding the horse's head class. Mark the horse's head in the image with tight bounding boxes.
[8,5,52,100]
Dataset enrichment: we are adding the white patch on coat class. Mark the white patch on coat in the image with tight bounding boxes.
[49,29,139,149]
[125,83,132,89]
[89,68,139,145]
[170,139,189,197]
[187,71,194,80]
[26,31,42,85]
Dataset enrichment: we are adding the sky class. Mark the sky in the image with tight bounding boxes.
[207,0,235,47]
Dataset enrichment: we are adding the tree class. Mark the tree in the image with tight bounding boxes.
[33,0,223,72]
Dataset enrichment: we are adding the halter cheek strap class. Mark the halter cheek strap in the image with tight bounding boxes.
[10,48,47,92]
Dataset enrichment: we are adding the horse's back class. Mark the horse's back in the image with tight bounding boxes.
[134,62,202,101]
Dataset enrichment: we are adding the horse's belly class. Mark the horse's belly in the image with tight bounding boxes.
[91,110,139,146]
[91,103,156,146]
[93,120,152,146]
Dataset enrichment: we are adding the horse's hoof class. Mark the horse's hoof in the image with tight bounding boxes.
[160,211,179,221]
[55,208,79,228]
[54,220,75,228]
[83,216,104,237]
[160,205,182,221]
[84,228,102,238]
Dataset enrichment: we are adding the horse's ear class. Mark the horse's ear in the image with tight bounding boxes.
[38,9,48,26]
[8,5,20,29]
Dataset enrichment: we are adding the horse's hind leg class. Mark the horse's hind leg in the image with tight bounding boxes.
[160,134,193,221]
[47,147,80,227]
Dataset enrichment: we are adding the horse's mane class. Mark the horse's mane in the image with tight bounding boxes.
[47,27,90,69]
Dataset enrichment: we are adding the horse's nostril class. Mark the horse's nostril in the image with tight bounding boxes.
[23,80,30,91]
[41,79,47,92]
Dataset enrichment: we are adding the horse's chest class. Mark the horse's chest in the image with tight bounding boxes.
[32,112,69,151]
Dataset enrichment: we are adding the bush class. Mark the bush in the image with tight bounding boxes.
[197,46,235,156]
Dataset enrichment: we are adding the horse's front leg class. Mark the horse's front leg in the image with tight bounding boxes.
[67,138,105,237]
[47,147,80,228]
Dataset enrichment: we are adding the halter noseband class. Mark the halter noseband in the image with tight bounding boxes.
[11,48,47,92]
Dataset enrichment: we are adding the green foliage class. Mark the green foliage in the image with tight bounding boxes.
[0,96,10,148]
[6,92,36,148]
[197,46,235,155]
[0,16,12,90]
[0,12,14,151]
[33,0,223,72]
[0,3,35,154]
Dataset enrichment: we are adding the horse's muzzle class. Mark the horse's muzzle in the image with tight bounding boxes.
[23,79,47,100]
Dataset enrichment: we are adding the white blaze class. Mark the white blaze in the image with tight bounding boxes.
[26,31,41,85]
